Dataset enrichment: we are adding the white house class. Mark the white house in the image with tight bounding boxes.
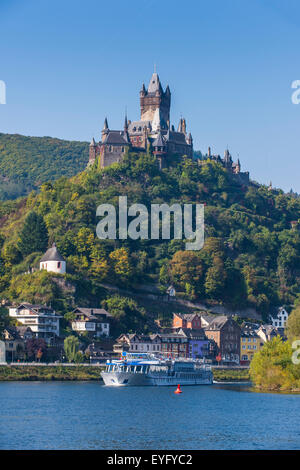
[9,303,61,343]
[40,243,66,274]
[115,334,162,353]
[71,308,111,337]
[269,307,289,329]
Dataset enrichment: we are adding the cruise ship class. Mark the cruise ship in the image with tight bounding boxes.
[101,353,213,386]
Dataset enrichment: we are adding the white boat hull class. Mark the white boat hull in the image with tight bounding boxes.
[101,371,213,386]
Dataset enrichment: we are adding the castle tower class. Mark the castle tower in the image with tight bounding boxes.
[152,131,167,170]
[140,72,171,127]
[89,137,97,164]
[40,243,66,274]
[101,118,109,143]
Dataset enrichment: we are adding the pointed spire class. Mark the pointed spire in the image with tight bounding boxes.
[140,83,146,95]
[147,72,162,94]
[89,137,96,147]
[124,112,128,132]
[103,117,109,131]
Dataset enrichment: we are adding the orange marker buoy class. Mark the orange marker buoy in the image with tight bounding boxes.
[174,384,182,394]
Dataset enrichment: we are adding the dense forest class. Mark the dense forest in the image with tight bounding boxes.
[0,149,299,330]
[0,133,89,199]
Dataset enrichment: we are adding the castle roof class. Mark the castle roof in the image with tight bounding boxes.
[147,72,163,94]
[40,243,65,262]
[152,131,166,147]
[165,130,189,145]
[128,120,151,134]
[103,130,130,146]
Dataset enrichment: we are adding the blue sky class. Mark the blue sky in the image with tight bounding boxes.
[1,0,300,192]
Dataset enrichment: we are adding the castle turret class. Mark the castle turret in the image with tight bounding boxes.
[152,130,167,170]
[102,118,109,142]
[186,132,193,146]
[89,137,97,164]
[177,118,187,134]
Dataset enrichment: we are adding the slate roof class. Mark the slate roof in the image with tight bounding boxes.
[152,131,166,147]
[165,130,188,144]
[40,243,65,263]
[178,328,207,339]
[173,313,201,322]
[103,131,130,145]
[205,315,229,330]
[128,120,151,134]
[147,72,163,94]
[72,307,112,320]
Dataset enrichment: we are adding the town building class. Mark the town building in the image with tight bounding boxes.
[89,71,194,170]
[71,308,111,337]
[1,327,26,362]
[177,328,209,359]
[40,243,66,274]
[204,316,241,364]
[199,313,215,328]
[269,307,289,329]
[115,333,162,354]
[159,332,189,358]
[240,326,264,364]
[256,324,286,343]
[8,303,61,343]
[172,313,203,330]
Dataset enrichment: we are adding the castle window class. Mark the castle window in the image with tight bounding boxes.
[109,146,112,152]
[121,147,125,152]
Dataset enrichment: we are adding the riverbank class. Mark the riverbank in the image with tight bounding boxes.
[0,365,103,381]
[0,364,250,382]
[212,368,250,382]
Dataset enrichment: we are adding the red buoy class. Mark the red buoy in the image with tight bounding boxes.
[174,384,182,394]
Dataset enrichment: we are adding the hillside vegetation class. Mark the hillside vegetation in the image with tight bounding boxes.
[0,133,89,199]
[0,151,299,330]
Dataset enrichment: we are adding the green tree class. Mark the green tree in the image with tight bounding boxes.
[204,257,227,300]
[64,335,80,363]
[286,306,300,343]
[102,295,146,335]
[250,337,300,391]
[18,211,48,256]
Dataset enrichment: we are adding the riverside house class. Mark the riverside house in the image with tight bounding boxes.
[240,326,264,364]
[204,316,241,364]
[71,308,111,337]
[114,334,162,354]
[176,328,210,359]
[9,303,61,344]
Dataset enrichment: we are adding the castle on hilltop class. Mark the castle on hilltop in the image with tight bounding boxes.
[89,71,193,169]
[88,71,249,182]
[200,146,249,184]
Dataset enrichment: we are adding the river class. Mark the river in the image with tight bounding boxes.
[0,382,299,450]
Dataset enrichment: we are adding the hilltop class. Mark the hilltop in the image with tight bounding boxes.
[0,133,89,200]
[0,150,299,331]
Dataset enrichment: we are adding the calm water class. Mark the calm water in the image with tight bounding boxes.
[0,381,299,450]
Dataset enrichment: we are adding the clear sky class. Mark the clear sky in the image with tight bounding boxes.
[1,0,300,192]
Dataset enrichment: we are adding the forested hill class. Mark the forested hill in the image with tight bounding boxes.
[0,151,299,326]
[0,133,89,200]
